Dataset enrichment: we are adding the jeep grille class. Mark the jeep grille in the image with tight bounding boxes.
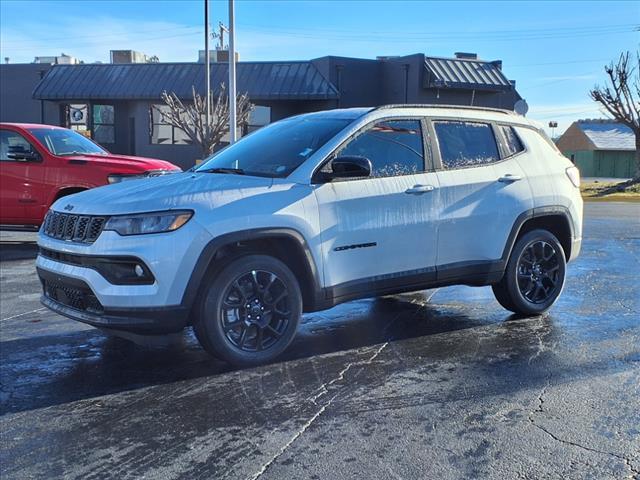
[42,211,108,244]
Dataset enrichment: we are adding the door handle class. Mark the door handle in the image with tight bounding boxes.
[498,174,522,183]
[405,184,436,195]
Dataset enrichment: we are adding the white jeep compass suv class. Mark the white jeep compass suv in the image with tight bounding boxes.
[37,105,583,366]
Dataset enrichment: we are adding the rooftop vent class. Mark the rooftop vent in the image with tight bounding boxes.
[110,50,156,64]
[454,52,478,60]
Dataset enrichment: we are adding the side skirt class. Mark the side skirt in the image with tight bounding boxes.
[315,260,504,311]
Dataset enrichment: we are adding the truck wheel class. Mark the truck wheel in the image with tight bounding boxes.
[492,229,566,316]
[193,254,302,366]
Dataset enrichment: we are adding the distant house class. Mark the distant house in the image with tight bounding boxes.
[1,52,522,169]
[556,120,636,178]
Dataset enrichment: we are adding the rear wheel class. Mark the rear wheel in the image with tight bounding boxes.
[492,229,566,316]
[193,254,302,366]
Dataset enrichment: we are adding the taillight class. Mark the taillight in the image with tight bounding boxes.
[565,166,580,188]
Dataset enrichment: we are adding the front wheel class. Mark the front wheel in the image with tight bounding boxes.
[492,229,566,316]
[193,254,302,366]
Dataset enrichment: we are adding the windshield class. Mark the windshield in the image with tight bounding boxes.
[195,117,350,178]
[28,128,108,156]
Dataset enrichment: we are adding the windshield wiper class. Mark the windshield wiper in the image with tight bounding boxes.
[58,150,105,157]
[198,167,246,175]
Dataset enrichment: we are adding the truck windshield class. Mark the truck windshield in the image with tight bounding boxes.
[196,117,350,178]
[28,128,108,156]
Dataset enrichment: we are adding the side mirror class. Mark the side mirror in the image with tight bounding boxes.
[327,155,372,179]
[7,150,40,162]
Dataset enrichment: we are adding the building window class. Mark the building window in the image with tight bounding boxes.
[93,105,115,144]
[68,104,89,134]
[247,106,271,133]
[434,121,499,169]
[150,105,190,145]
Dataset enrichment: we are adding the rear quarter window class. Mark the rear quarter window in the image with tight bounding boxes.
[434,121,499,169]
[496,125,525,158]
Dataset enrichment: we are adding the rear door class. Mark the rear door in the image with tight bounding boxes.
[430,119,533,280]
[313,118,440,296]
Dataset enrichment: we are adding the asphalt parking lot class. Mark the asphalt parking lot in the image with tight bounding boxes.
[1,202,638,480]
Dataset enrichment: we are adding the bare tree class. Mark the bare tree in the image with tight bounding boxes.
[590,52,640,180]
[157,84,253,158]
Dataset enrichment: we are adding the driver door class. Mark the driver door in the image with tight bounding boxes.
[0,129,43,225]
[313,118,440,298]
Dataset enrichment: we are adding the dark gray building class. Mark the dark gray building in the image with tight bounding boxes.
[0,63,57,124]
[1,52,522,169]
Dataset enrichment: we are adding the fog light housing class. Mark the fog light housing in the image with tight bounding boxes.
[95,259,155,285]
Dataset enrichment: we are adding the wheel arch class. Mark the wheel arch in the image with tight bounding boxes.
[182,228,324,315]
[503,207,574,263]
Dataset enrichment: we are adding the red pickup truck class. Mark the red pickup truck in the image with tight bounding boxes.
[0,123,180,229]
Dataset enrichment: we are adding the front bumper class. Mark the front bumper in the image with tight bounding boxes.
[38,267,189,334]
[36,217,212,308]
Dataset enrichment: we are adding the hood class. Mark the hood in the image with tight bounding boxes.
[51,172,275,215]
[64,153,180,172]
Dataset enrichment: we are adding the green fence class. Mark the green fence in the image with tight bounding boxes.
[564,150,635,178]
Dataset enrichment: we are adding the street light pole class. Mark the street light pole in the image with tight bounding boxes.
[228,0,237,144]
[205,0,210,127]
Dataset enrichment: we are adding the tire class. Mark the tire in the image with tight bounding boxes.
[491,281,517,312]
[492,229,566,316]
[193,254,302,366]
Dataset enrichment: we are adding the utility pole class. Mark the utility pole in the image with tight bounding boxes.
[228,0,237,144]
[204,0,211,127]
[218,22,228,50]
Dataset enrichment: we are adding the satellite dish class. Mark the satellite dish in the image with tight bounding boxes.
[514,99,529,116]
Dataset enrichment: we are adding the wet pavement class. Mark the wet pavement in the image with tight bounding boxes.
[1,202,639,479]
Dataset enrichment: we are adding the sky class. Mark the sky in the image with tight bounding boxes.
[1,0,638,135]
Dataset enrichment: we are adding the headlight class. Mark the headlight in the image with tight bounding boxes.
[104,210,193,236]
[108,174,148,184]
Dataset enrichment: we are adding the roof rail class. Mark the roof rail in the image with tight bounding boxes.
[373,104,517,115]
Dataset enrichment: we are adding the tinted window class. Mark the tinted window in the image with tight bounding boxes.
[434,121,499,169]
[497,125,524,157]
[0,130,38,161]
[338,120,424,177]
[196,117,350,178]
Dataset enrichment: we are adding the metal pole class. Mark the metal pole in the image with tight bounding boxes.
[205,0,210,126]
[228,0,237,144]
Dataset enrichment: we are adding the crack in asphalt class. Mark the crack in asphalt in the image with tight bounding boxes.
[0,307,46,322]
[248,343,389,480]
[528,382,639,479]
[246,290,438,480]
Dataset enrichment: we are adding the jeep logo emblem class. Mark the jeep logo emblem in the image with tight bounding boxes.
[63,204,74,211]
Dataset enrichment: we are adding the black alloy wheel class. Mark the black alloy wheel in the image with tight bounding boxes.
[492,229,566,316]
[194,254,302,366]
[220,270,291,352]
[516,240,561,304]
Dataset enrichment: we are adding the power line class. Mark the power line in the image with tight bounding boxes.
[508,58,612,68]
[228,27,636,44]
[524,71,601,90]
[0,25,201,46]
[237,21,638,36]
[1,31,203,52]
[236,22,637,41]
